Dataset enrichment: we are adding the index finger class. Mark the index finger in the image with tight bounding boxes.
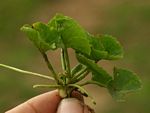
[6,90,61,113]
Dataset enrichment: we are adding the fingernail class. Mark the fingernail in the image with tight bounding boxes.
[57,98,89,113]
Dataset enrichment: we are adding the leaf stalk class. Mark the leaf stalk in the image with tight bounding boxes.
[33,84,61,88]
[41,52,59,83]
[0,64,54,80]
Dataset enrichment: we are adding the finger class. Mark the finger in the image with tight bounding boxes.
[6,90,61,113]
[56,98,90,113]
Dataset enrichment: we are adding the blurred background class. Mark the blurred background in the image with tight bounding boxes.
[0,0,150,113]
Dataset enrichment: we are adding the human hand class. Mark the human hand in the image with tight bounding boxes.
[5,90,90,113]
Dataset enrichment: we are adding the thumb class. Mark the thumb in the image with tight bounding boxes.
[56,98,90,113]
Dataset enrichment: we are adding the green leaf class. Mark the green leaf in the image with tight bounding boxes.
[21,14,91,53]
[99,35,124,60]
[108,68,142,101]
[33,22,59,49]
[87,35,123,61]
[88,35,108,61]
[21,23,57,52]
[21,24,40,46]
[48,14,91,55]
[76,54,112,86]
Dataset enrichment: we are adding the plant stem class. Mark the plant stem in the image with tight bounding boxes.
[76,70,89,81]
[74,67,87,79]
[71,68,89,83]
[62,46,71,78]
[41,52,59,83]
[61,48,66,71]
[71,64,83,76]
[79,81,105,87]
[33,84,61,88]
[60,33,71,77]
[0,64,54,80]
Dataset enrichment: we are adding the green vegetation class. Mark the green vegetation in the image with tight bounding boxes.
[0,14,142,107]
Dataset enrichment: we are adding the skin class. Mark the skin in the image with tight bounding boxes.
[5,90,90,113]
[57,98,90,113]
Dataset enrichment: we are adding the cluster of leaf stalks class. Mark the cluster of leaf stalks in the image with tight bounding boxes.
[0,14,142,104]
